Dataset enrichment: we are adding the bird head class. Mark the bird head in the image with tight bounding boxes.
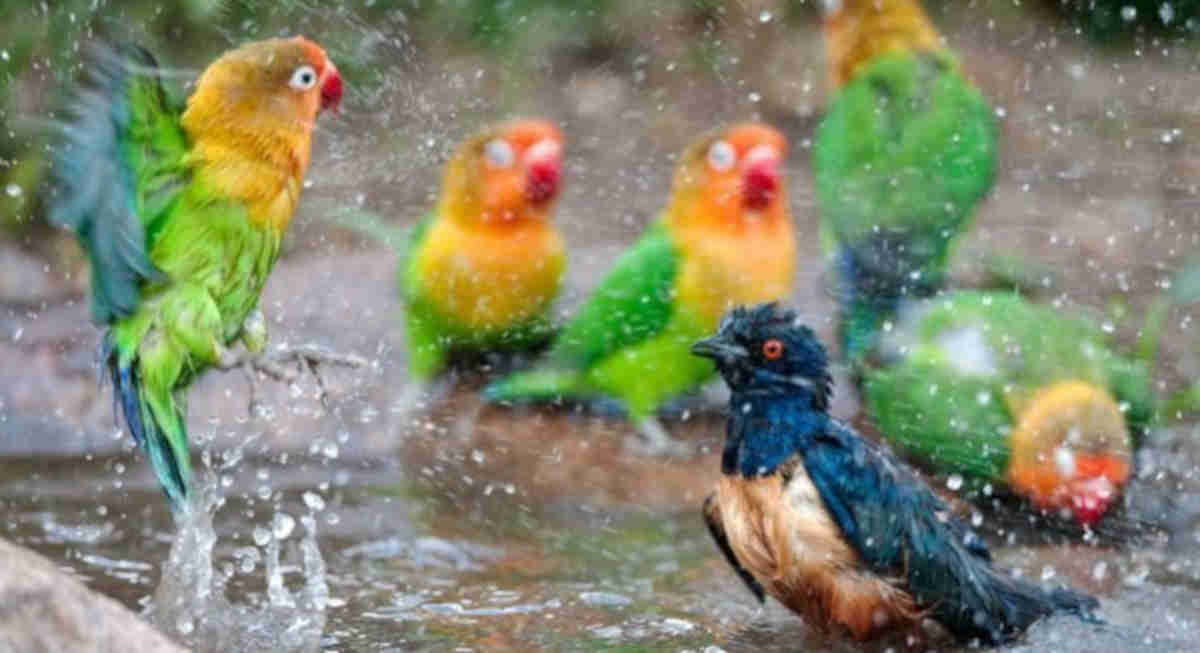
[442,119,565,226]
[184,36,341,139]
[1006,380,1133,526]
[693,303,832,410]
[671,123,788,230]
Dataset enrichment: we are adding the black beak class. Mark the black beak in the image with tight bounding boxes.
[691,336,748,363]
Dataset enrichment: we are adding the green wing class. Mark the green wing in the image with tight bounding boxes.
[399,211,436,302]
[542,219,679,368]
[484,219,679,402]
[814,50,996,286]
[49,44,189,324]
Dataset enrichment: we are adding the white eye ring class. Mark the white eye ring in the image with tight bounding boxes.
[484,139,515,168]
[707,140,736,172]
[289,65,318,91]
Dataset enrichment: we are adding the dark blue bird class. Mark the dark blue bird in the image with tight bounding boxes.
[692,302,1099,645]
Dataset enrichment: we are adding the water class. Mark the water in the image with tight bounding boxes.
[2,390,1199,651]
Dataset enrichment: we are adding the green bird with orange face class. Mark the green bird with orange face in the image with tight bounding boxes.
[49,37,343,510]
[401,120,567,381]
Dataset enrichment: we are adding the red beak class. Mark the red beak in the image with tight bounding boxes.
[524,139,563,204]
[321,62,343,113]
[742,146,781,211]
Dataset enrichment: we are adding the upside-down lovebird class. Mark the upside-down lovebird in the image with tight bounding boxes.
[401,120,566,381]
[814,0,997,361]
[861,291,1153,526]
[485,124,796,454]
[48,38,343,511]
[693,303,1099,644]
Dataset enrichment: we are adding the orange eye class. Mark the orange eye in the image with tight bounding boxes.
[762,339,784,360]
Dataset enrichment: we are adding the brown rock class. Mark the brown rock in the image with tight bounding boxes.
[0,537,186,653]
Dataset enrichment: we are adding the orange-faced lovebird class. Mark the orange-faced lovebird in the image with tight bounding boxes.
[48,38,343,511]
[693,303,1099,644]
[485,124,796,454]
[401,120,566,381]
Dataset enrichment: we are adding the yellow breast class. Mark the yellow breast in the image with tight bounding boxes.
[415,218,566,331]
[675,218,796,329]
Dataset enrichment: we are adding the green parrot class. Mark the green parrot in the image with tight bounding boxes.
[862,291,1153,526]
[485,123,796,453]
[814,0,997,362]
[47,38,343,510]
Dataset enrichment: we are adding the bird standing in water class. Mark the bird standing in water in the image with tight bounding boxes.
[400,120,567,382]
[693,303,1098,644]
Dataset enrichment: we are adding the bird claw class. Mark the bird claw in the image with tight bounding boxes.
[218,343,367,415]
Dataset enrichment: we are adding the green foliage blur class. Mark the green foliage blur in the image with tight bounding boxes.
[1050,0,1200,41]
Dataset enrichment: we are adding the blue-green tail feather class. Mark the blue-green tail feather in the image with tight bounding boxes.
[104,339,188,511]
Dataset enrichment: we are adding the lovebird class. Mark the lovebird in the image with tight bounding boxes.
[861,291,1153,526]
[48,38,343,510]
[402,120,566,381]
[485,124,796,454]
[693,303,1099,644]
[815,0,997,361]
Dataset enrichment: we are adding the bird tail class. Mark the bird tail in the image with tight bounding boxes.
[948,557,1100,644]
[482,368,588,404]
[832,235,944,361]
[104,333,191,511]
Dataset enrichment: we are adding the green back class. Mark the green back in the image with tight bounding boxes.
[866,291,1153,480]
[814,50,996,274]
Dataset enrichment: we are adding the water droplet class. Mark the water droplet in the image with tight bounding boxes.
[1093,560,1109,581]
[176,616,195,635]
[253,526,271,546]
[758,10,773,23]
[748,91,761,103]
[1101,321,1115,334]
[302,491,325,512]
[976,391,992,405]
[1041,565,1057,581]
[946,475,964,491]
[1121,5,1138,21]
[1161,3,1176,24]
[273,513,295,540]
[5,183,21,197]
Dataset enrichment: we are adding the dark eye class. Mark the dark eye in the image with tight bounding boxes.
[762,339,784,360]
[289,65,318,91]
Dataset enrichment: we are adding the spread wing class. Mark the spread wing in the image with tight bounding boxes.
[48,43,189,324]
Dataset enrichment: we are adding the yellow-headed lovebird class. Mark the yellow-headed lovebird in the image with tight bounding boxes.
[48,38,343,511]
[694,303,1098,644]
[485,124,796,454]
[402,120,566,381]
[815,0,997,361]
[862,291,1153,526]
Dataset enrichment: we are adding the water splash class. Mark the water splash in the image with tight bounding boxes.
[151,475,328,653]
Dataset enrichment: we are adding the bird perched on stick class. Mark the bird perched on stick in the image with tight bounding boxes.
[485,123,795,454]
[48,37,350,511]
[694,303,1099,644]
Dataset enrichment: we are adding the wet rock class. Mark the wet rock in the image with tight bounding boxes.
[0,536,185,653]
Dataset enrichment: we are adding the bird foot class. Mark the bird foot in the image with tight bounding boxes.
[218,343,367,415]
[625,418,694,457]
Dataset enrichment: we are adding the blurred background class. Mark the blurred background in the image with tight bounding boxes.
[1,1,1200,651]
